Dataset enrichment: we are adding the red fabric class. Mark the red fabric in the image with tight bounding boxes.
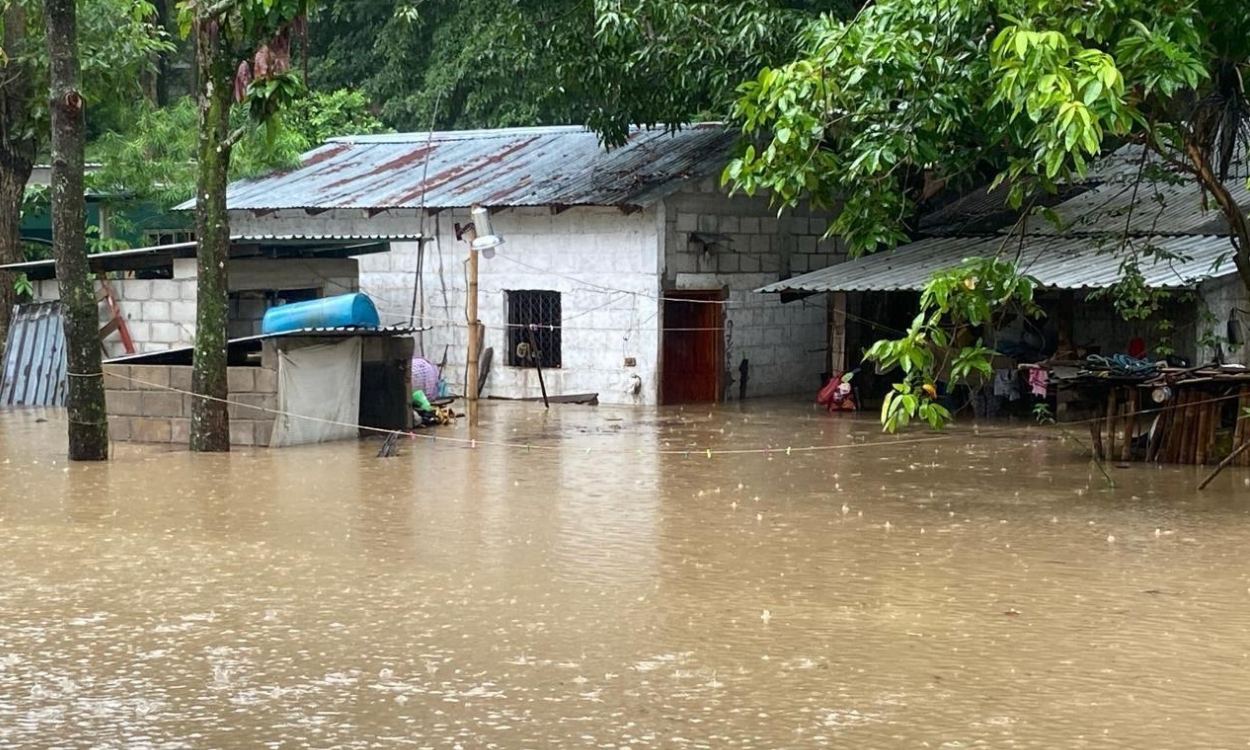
[816,373,856,412]
[1127,337,1147,359]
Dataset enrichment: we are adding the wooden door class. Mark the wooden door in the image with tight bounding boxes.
[661,290,723,404]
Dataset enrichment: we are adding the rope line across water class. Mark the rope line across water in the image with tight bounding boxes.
[106,372,1250,458]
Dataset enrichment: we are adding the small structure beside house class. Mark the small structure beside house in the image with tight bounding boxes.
[5,235,402,357]
[99,325,415,448]
[2,238,418,448]
[199,124,844,406]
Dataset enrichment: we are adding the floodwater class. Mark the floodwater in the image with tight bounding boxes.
[0,403,1248,750]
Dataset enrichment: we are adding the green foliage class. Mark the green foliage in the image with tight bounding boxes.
[865,256,1042,432]
[88,89,387,206]
[723,0,1246,256]
[11,271,32,299]
[0,0,173,145]
[306,1,851,143]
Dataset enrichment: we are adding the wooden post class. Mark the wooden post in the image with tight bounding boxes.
[1180,391,1196,464]
[1120,389,1136,462]
[1239,387,1250,467]
[829,291,847,375]
[1105,389,1118,461]
[465,242,479,425]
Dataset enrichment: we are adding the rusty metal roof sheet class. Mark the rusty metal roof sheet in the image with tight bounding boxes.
[758,234,1238,294]
[174,124,736,212]
[1,301,67,407]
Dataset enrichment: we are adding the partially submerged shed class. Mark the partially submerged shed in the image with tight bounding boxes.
[2,235,413,357]
[102,325,418,448]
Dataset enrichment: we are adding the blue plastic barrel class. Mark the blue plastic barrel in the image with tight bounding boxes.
[261,292,381,335]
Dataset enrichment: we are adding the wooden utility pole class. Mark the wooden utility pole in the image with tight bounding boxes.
[465,234,480,425]
[45,0,108,460]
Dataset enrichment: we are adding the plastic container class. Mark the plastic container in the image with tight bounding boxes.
[410,356,440,395]
[261,292,381,335]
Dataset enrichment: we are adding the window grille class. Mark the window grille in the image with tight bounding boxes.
[142,230,196,246]
[506,290,561,368]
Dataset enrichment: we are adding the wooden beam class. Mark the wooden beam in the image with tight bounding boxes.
[829,291,847,375]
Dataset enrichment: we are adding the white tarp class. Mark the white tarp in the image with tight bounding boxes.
[270,337,362,448]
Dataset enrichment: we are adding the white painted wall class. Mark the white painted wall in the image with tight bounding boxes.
[662,180,836,399]
[230,207,664,405]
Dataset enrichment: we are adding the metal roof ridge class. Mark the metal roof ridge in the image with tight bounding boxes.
[327,122,729,145]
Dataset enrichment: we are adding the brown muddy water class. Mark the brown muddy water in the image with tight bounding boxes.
[0,402,1248,749]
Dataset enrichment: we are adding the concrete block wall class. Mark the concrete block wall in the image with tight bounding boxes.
[103,363,278,447]
[230,207,664,405]
[31,257,360,357]
[662,181,836,399]
[33,278,198,358]
[1196,276,1249,365]
[1056,293,1198,364]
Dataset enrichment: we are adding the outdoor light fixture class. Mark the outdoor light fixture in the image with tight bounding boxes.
[470,205,504,258]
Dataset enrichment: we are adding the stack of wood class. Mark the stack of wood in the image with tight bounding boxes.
[1087,366,1250,465]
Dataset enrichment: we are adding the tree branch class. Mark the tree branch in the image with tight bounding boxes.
[199,0,238,19]
[1180,137,1250,293]
[222,125,247,150]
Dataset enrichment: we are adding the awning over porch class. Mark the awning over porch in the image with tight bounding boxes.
[757,234,1239,294]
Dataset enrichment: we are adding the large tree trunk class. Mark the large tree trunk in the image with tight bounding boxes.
[0,2,37,348]
[0,152,33,347]
[45,0,109,460]
[189,14,233,452]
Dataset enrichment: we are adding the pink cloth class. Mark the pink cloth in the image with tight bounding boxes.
[1026,367,1048,397]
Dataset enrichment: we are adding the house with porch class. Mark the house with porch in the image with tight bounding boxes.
[760,147,1250,412]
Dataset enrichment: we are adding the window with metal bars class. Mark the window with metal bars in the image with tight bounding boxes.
[506,290,561,368]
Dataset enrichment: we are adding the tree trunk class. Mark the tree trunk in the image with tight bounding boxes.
[1183,139,1250,296]
[0,2,37,348]
[152,0,171,106]
[189,14,233,452]
[45,0,109,461]
[0,153,33,348]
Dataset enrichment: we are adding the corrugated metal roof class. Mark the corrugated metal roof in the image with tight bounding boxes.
[1017,173,1250,236]
[104,325,425,365]
[758,234,1239,294]
[174,124,736,212]
[0,301,67,407]
[1,236,401,281]
[919,183,1090,236]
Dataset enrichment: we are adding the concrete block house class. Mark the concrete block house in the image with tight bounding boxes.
[213,125,843,406]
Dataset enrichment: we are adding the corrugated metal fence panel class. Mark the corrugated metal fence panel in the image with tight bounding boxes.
[0,301,67,407]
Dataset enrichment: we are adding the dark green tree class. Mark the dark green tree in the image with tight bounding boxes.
[307,0,852,143]
[0,0,168,346]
